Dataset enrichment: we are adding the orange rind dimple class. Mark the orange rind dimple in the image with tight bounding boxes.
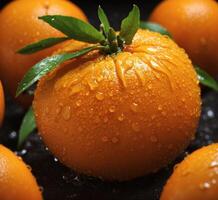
[33,29,201,181]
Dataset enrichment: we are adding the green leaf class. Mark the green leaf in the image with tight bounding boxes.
[119,5,140,45]
[39,15,105,43]
[195,66,218,91]
[16,45,101,96]
[140,21,172,38]
[18,107,36,148]
[17,37,69,54]
[98,6,110,36]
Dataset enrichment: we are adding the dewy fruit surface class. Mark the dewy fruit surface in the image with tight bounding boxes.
[150,0,218,76]
[0,145,42,200]
[0,0,87,107]
[161,143,218,200]
[0,81,4,127]
[33,29,201,181]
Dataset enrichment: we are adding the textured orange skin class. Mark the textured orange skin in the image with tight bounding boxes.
[150,0,218,76]
[0,145,42,200]
[0,0,87,107]
[0,81,4,126]
[161,143,218,200]
[33,29,201,181]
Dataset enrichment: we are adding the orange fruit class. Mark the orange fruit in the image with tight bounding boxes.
[161,143,218,200]
[0,145,42,200]
[0,0,87,107]
[0,81,4,126]
[149,0,218,76]
[33,29,201,181]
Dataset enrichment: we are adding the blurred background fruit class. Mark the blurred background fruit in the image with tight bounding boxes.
[0,81,4,127]
[150,0,218,76]
[33,29,201,181]
[0,0,87,107]
[161,143,218,200]
[0,144,42,200]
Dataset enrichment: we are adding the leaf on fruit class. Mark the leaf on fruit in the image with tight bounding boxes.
[98,6,110,36]
[17,37,69,54]
[119,5,140,45]
[39,15,105,43]
[16,45,101,96]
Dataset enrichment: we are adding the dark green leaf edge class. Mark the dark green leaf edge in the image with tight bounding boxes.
[18,107,36,148]
[140,21,172,38]
[195,66,218,92]
[17,37,69,54]
[98,6,110,36]
[16,45,101,96]
[39,15,105,44]
[119,5,140,45]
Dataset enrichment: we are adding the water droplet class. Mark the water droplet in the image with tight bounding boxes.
[173,164,179,171]
[210,161,218,168]
[109,91,113,97]
[88,79,98,90]
[56,105,62,114]
[109,106,116,113]
[111,137,119,144]
[96,92,104,101]
[199,182,210,190]
[102,136,109,142]
[150,135,158,143]
[148,84,152,89]
[211,179,217,184]
[76,100,82,107]
[62,106,71,120]
[158,105,162,111]
[132,122,140,132]
[39,186,44,192]
[27,165,32,171]
[118,113,125,121]
[103,117,108,123]
[130,102,139,112]
[45,107,49,114]
[181,170,190,176]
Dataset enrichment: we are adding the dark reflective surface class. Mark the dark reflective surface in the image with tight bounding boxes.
[0,1,218,200]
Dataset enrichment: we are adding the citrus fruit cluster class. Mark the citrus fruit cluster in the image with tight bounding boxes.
[0,0,218,199]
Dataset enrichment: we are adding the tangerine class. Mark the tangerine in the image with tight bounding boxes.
[0,0,87,106]
[150,0,218,76]
[33,29,201,181]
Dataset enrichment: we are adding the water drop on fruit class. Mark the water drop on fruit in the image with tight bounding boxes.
[130,102,139,112]
[62,106,71,120]
[118,113,125,121]
[96,92,104,101]
[132,122,140,132]
[102,136,109,142]
[76,100,82,107]
[150,135,158,143]
[111,137,119,144]
[199,182,211,190]
[210,161,218,168]
[109,106,116,113]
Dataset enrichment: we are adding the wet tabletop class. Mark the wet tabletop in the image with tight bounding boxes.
[0,1,218,200]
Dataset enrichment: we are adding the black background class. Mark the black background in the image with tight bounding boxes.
[0,1,218,200]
